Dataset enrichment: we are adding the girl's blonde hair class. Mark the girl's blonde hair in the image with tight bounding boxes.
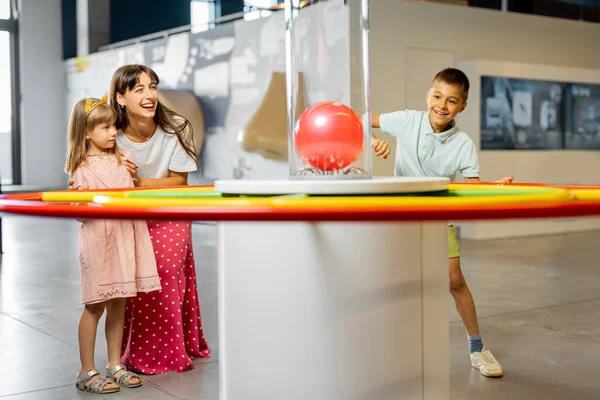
[65,98,120,175]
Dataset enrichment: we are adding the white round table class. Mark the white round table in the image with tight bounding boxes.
[214,177,451,400]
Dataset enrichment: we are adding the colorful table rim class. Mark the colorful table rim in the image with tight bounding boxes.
[2,183,600,222]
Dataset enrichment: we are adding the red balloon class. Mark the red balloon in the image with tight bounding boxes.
[294,101,364,171]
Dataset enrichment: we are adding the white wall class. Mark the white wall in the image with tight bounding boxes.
[456,60,600,240]
[63,2,351,182]
[459,59,600,185]
[19,0,66,188]
[369,0,600,239]
[370,0,600,175]
[0,132,11,184]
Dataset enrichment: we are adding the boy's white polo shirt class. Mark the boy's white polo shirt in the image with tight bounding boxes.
[379,110,479,181]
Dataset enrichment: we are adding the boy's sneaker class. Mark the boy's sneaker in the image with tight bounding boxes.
[470,346,504,377]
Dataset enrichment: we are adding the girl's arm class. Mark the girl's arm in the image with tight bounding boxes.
[70,169,92,222]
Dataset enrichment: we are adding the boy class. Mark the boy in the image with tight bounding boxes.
[371,68,512,377]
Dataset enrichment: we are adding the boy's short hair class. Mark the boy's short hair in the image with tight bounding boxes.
[432,68,470,100]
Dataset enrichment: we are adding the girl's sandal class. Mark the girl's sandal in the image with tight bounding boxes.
[76,369,120,394]
[106,364,143,388]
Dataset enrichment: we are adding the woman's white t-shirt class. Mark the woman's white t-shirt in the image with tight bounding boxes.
[116,125,197,179]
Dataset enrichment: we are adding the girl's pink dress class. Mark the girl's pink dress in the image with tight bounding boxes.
[71,151,161,304]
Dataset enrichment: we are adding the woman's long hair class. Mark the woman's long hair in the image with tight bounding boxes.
[109,64,199,168]
[65,99,119,175]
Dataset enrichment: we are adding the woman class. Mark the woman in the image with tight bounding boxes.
[110,64,211,375]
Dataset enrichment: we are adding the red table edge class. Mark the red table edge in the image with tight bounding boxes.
[2,197,600,221]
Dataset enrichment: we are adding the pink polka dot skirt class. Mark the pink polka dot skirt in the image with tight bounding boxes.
[121,221,211,375]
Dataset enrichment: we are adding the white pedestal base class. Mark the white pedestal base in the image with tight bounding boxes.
[218,221,449,400]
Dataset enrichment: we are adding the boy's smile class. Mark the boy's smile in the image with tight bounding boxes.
[426,81,467,133]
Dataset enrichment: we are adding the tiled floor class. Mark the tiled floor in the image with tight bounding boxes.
[0,216,598,399]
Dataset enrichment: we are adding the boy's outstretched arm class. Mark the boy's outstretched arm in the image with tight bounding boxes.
[358,112,389,158]
[356,112,381,129]
[495,176,514,184]
[464,176,514,184]
[371,113,381,128]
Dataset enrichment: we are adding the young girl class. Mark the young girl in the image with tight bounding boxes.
[65,95,162,393]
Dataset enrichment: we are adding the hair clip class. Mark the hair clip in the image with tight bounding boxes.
[85,93,109,116]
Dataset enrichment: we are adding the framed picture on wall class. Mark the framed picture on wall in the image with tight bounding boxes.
[480,76,564,150]
[564,82,600,150]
